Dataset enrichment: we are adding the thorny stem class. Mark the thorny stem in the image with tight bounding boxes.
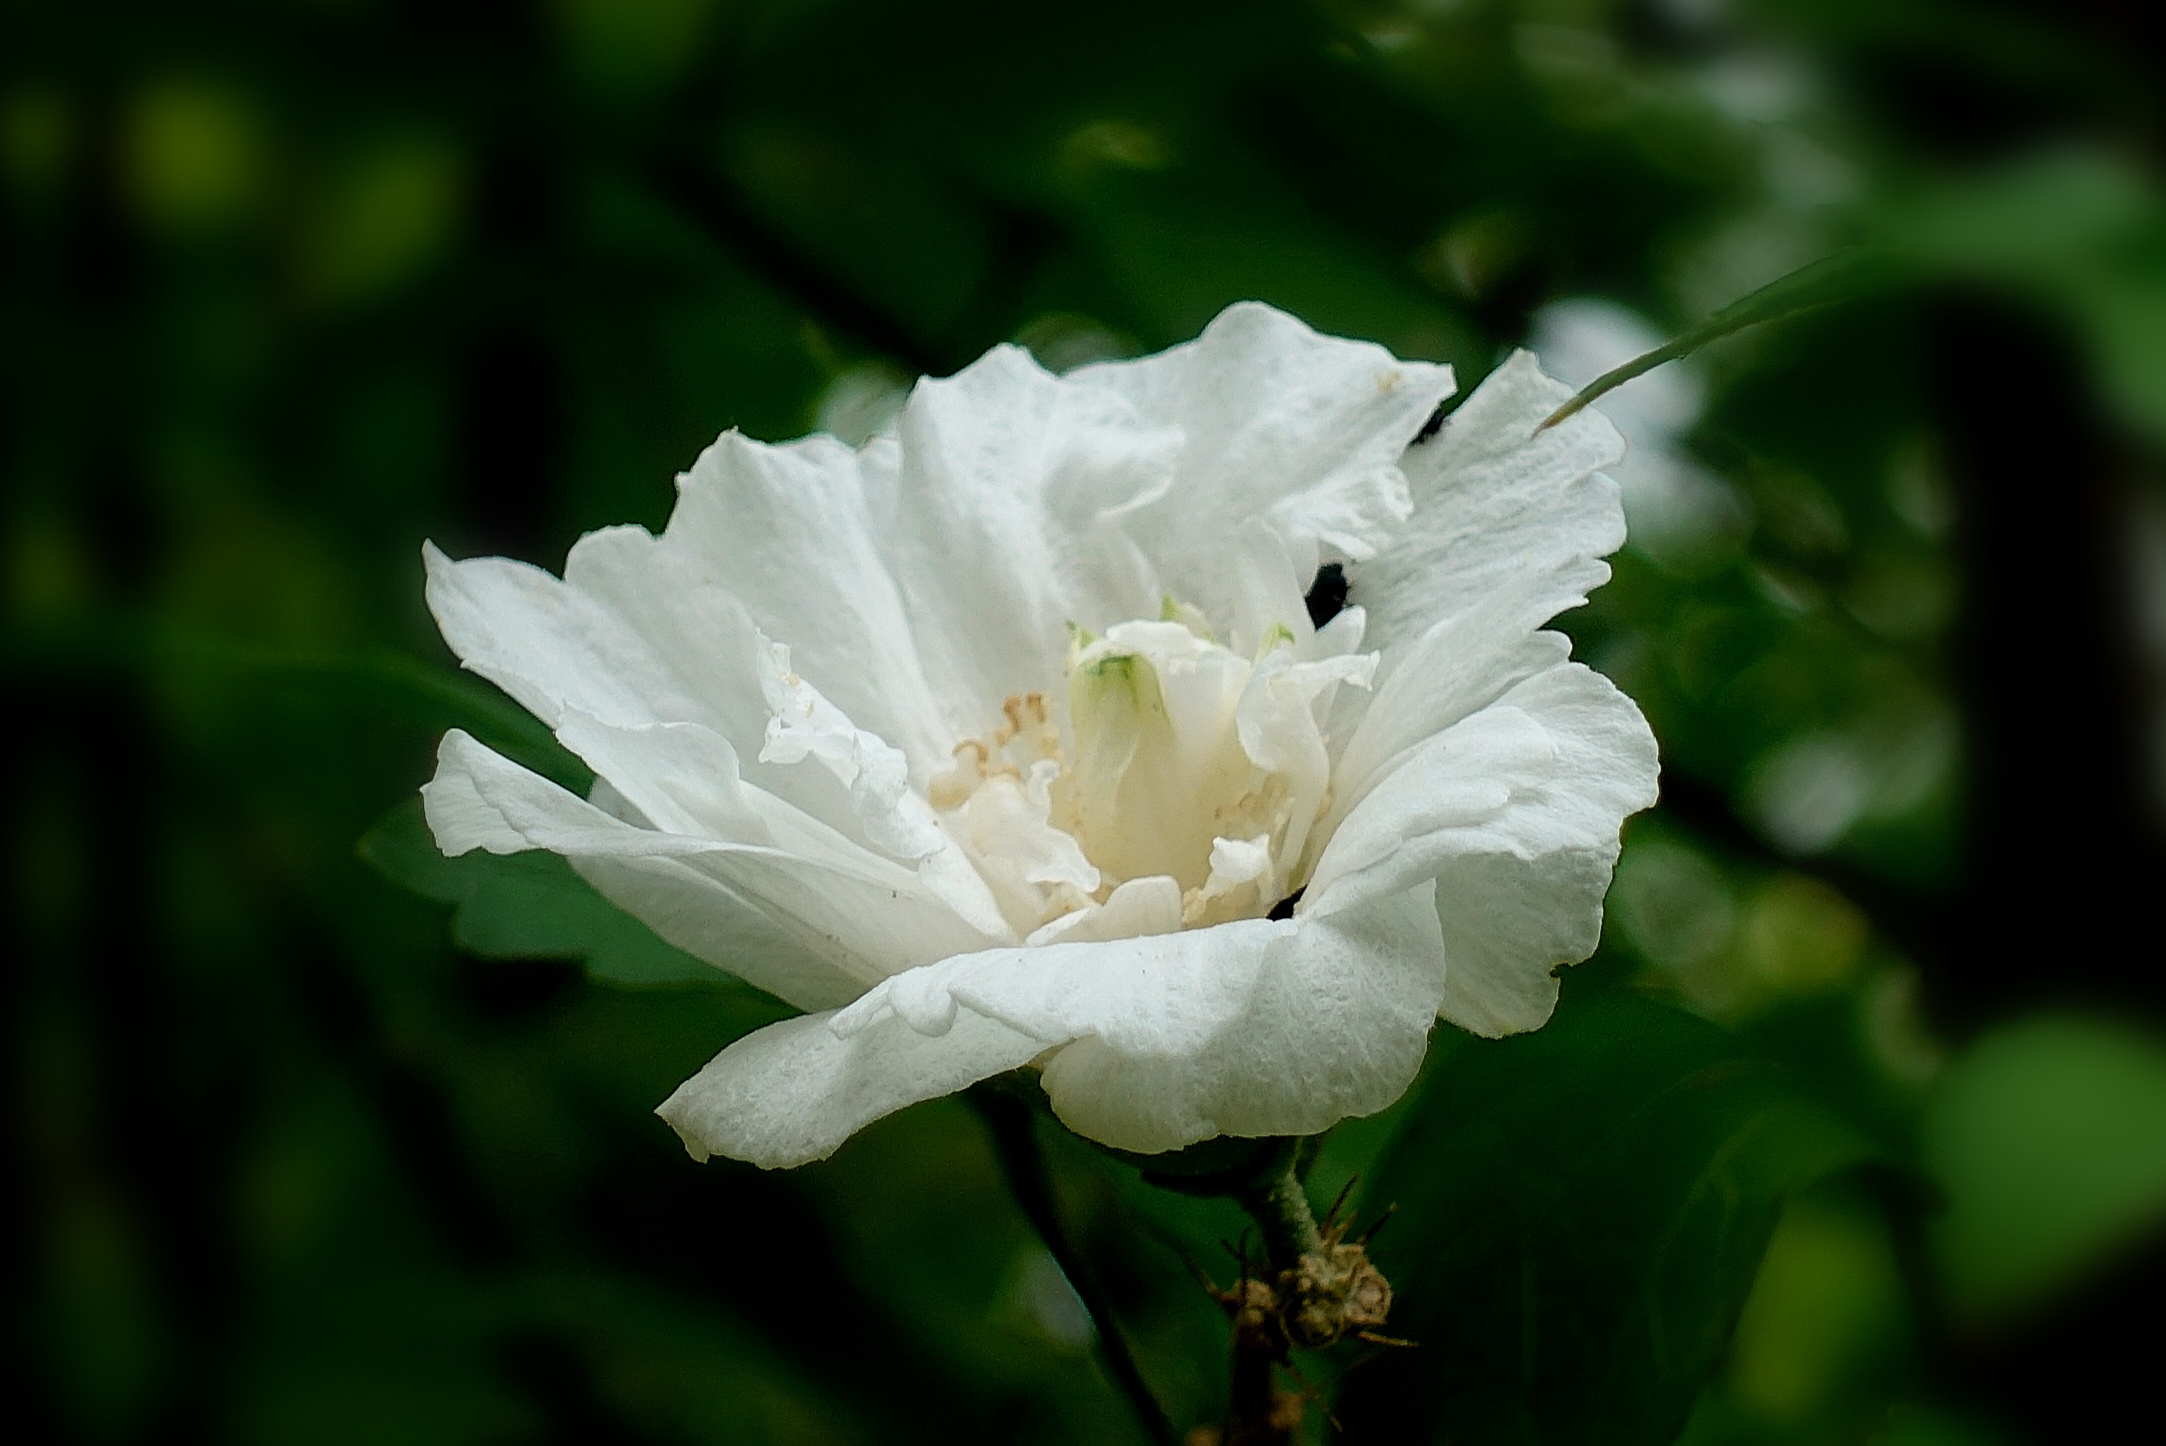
[970,1088,1181,1446]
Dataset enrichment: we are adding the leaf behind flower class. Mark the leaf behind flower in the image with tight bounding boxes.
[1336,990,1878,1446]
[360,799,723,988]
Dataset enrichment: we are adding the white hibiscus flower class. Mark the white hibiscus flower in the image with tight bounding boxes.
[420,302,1659,1169]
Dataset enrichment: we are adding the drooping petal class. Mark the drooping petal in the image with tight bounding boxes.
[1301,664,1659,1033]
[1070,302,1455,637]
[1353,349,1627,654]
[656,1008,1053,1171]
[433,519,1018,941]
[423,731,1006,1008]
[1028,884,1443,1151]
[424,732,865,1010]
[680,882,1448,1167]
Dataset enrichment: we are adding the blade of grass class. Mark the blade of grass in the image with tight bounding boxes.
[1539,246,1912,430]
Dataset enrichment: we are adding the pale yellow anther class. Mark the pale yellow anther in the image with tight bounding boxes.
[928,739,990,812]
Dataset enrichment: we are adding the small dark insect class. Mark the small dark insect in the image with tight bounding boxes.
[1267,887,1305,921]
[1303,564,1348,629]
[1411,403,1447,445]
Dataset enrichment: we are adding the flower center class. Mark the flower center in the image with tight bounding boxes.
[928,610,1374,940]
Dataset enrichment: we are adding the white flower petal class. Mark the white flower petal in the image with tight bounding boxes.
[866,344,1185,721]
[429,535,976,905]
[657,1008,1053,1170]
[670,881,1444,1166]
[552,710,775,846]
[1432,848,1621,1037]
[756,635,945,862]
[1024,875,1184,947]
[1062,620,1256,891]
[558,525,772,745]
[428,731,725,861]
[1071,302,1454,628]
[1236,646,1377,896]
[424,731,866,1009]
[664,430,955,774]
[1309,603,1368,659]
[1354,349,1627,653]
[983,881,1446,1153]
[551,709,945,905]
[1303,664,1658,1032]
[1207,834,1273,887]
[433,531,885,856]
[946,761,1103,936]
[1222,519,1319,657]
[425,541,703,732]
[1307,663,1657,916]
[1180,834,1273,925]
[1324,571,1580,828]
[423,731,1005,1007]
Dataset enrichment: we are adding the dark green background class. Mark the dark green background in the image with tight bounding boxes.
[10,1,2166,1442]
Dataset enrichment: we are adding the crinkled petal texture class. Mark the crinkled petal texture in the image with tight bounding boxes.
[420,301,1659,1168]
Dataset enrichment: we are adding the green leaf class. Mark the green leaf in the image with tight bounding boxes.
[359,798,717,987]
[1922,1013,2166,1319]
[1335,991,1877,1446]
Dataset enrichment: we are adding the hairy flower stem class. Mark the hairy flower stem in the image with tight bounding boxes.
[1235,1146,1324,1268]
[1221,1146,1321,1446]
[970,1088,1180,1446]
[1215,1143,1398,1445]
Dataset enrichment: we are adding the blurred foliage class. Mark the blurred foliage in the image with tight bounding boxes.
[1922,1016,2166,1321]
[1340,991,1877,1445]
[8,0,2166,1443]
